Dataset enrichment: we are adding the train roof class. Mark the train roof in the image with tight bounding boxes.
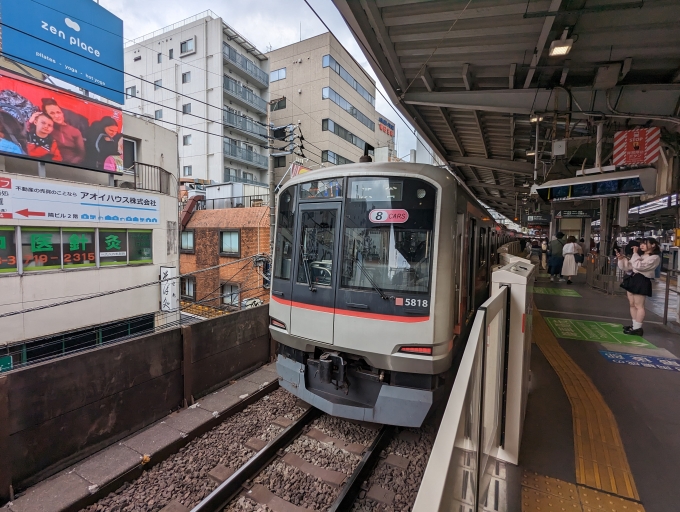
[281,162,494,220]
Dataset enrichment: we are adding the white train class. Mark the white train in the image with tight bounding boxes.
[269,162,512,427]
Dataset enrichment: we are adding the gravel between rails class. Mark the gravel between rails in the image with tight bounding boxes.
[351,425,436,512]
[226,415,378,512]
[81,388,301,512]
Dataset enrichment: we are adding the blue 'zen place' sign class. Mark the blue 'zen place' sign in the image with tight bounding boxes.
[600,350,680,372]
[1,0,124,103]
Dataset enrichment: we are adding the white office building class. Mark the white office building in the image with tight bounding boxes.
[124,11,270,186]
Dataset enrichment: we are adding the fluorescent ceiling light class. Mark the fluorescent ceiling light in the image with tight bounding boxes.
[530,115,543,123]
[549,38,573,56]
[526,150,536,156]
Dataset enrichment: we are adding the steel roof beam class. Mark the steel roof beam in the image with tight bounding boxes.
[448,156,535,175]
[382,2,551,27]
[472,110,489,159]
[468,182,529,194]
[524,0,563,89]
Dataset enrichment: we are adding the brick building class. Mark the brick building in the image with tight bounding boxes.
[179,206,269,311]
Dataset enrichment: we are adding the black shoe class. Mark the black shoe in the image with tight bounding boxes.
[623,325,633,333]
[567,280,572,284]
[626,328,643,336]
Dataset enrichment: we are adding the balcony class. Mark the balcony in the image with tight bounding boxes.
[223,141,268,170]
[223,110,268,141]
[223,43,269,88]
[223,175,268,187]
[223,76,267,114]
[196,194,270,210]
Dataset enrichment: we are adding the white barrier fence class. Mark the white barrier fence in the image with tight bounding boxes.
[413,286,509,512]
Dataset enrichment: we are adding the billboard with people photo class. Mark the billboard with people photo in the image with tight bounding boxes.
[0,69,123,172]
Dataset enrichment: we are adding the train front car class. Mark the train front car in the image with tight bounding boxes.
[269,163,458,428]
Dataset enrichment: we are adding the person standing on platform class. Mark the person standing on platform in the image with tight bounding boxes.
[548,232,566,282]
[617,237,661,336]
[561,236,582,284]
[541,238,548,270]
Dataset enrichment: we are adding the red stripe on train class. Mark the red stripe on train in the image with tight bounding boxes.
[271,295,430,323]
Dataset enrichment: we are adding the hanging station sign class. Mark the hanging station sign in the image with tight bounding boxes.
[555,209,597,219]
[612,127,661,166]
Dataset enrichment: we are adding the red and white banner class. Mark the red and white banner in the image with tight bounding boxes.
[291,162,311,177]
[613,127,660,166]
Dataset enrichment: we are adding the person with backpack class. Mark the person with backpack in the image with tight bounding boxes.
[548,232,566,282]
[617,238,662,336]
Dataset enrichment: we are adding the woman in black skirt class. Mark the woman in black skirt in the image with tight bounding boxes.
[616,237,661,336]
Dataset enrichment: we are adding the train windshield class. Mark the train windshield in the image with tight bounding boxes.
[342,177,437,295]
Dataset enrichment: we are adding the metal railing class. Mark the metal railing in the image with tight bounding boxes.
[196,195,269,210]
[414,287,509,512]
[223,43,269,87]
[223,76,267,113]
[223,110,268,140]
[126,162,176,196]
[223,175,268,187]
[662,269,679,325]
[585,254,626,295]
[125,10,218,47]
[223,141,268,170]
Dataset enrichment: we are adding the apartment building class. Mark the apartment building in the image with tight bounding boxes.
[266,33,382,183]
[0,112,180,368]
[179,206,269,312]
[123,11,270,186]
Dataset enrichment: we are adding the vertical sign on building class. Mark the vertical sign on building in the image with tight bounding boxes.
[0,0,124,103]
[160,266,179,312]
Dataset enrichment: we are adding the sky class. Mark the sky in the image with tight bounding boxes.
[98,0,420,159]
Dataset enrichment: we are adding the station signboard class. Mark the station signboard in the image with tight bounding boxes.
[523,212,551,226]
[0,0,124,103]
[555,209,597,219]
[0,69,124,171]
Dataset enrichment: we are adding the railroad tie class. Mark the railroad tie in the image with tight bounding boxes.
[243,483,316,512]
[304,428,366,455]
[280,452,347,487]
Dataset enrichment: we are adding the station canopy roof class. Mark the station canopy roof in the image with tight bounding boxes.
[332,0,680,218]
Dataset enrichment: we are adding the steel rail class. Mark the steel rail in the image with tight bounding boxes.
[328,425,396,512]
[190,405,322,512]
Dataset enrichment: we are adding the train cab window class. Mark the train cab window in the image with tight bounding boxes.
[341,177,436,294]
[274,188,295,280]
[297,208,337,287]
[299,179,342,199]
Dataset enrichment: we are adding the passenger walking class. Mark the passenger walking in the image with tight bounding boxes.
[541,238,548,270]
[561,236,582,284]
[548,232,566,282]
[617,237,661,336]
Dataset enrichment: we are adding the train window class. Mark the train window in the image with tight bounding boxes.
[297,208,337,287]
[341,177,436,294]
[274,188,295,280]
[299,179,342,199]
[479,228,487,268]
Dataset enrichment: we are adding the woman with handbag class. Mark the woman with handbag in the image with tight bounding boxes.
[561,236,582,284]
[617,237,661,336]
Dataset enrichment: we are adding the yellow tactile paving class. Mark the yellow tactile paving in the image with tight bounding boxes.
[579,487,646,512]
[522,486,582,511]
[532,310,640,502]
[521,470,580,502]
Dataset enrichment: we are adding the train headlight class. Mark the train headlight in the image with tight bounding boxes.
[399,346,433,355]
[416,188,426,199]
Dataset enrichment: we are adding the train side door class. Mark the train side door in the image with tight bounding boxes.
[290,202,342,344]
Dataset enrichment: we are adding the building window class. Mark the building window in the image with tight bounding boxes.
[270,68,286,82]
[157,53,162,63]
[183,165,192,176]
[322,150,353,166]
[123,138,137,169]
[224,168,238,182]
[125,86,137,99]
[154,79,162,90]
[321,87,375,131]
[222,283,239,307]
[271,97,286,111]
[99,229,128,266]
[322,119,373,154]
[183,135,192,146]
[154,110,163,120]
[180,38,195,54]
[169,49,174,60]
[128,230,153,264]
[182,71,191,83]
[133,56,141,62]
[180,231,194,251]
[181,277,196,300]
[243,172,254,182]
[182,103,191,114]
[274,156,286,168]
[322,54,375,106]
[220,230,240,256]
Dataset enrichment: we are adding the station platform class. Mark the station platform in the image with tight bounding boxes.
[512,274,680,512]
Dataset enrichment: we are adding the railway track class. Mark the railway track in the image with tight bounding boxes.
[83,386,434,512]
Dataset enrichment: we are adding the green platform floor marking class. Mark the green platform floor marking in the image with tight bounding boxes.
[534,287,582,297]
[545,317,656,348]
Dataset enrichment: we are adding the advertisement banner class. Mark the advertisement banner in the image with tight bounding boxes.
[0,0,124,103]
[0,69,123,171]
[0,176,159,225]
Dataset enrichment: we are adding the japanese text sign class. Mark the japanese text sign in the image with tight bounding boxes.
[0,177,159,224]
[613,127,660,166]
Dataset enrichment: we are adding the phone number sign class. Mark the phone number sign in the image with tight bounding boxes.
[0,177,159,224]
